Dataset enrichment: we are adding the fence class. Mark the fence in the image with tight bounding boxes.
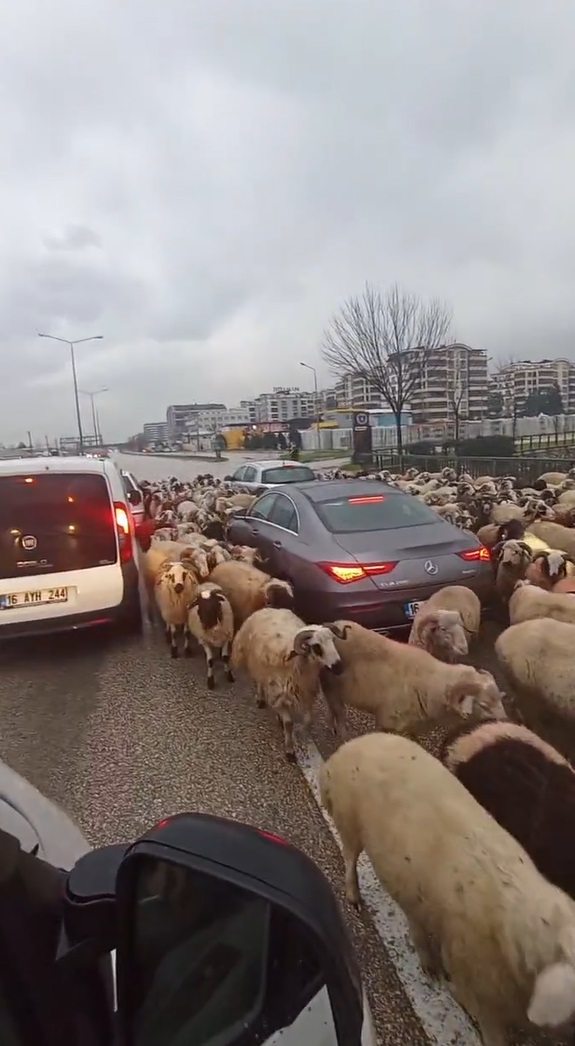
[371,453,572,485]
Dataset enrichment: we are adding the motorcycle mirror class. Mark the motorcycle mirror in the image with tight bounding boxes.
[115,813,366,1045]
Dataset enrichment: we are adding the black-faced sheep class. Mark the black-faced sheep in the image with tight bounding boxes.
[187,583,235,689]
[441,719,575,905]
[231,608,342,760]
[320,731,575,1046]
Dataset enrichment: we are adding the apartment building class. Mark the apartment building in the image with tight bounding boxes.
[490,358,575,414]
[253,387,316,424]
[334,374,387,410]
[407,343,489,426]
[166,403,227,436]
[143,421,168,442]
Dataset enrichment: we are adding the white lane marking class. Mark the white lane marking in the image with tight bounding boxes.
[295,736,479,1046]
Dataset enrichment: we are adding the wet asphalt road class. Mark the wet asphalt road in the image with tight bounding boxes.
[0,450,566,1046]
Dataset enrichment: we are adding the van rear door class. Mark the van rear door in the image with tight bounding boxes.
[0,472,118,584]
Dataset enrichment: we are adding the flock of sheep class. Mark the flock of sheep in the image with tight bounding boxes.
[136,463,575,1046]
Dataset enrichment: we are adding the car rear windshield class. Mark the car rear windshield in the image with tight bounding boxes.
[260,466,315,484]
[314,492,440,532]
[0,472,118,580]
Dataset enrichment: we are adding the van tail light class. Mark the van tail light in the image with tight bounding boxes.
[457,546,491,562]
[114,502,133,563]
[318,561,397,584]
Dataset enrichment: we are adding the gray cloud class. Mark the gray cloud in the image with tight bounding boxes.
[1,0,574,443]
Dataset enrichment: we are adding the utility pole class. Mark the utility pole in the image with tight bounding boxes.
[37,333,104,453]
[300,361,321,451]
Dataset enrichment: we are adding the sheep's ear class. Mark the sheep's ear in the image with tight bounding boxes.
[286,649,298,660]
[528,963,575,1027]
[186,598,199,611]
[215,592,226,602]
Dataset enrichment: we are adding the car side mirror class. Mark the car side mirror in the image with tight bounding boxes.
[114,814,367,1045]
[224,474,233,481]
[126,489,143,507]
[230,507,248,518]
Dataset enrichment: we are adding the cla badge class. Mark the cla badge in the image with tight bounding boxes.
[22,535,37,551]
[424,559,438,576]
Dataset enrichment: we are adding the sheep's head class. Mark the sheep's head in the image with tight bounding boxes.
[532,549,572,583]
[264,579,294,611]
[494,539,532,568]
[410,609,468,663]
[288,626,343,673]
[188,586,228,629]
[206,545,231,570]
[495,518,525,543]
[160,561,194,596]
[324,621,352,641]
[449,669,506,722]
[230,545,261,566]
[181,547,210,580]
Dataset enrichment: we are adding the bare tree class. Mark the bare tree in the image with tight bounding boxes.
[448,378,466,442]
[322,282,452,454]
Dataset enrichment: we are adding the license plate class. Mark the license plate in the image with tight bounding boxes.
[403,601,423,620]
[0,587,69,610]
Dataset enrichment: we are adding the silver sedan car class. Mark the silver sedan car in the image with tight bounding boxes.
[224,459,317,492]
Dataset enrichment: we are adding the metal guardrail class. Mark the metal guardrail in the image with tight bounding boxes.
[372,453,573,484]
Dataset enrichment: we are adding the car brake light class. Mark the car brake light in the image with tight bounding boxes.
[347,495,385,504]
[318,561,397,584]
[114,501,133,563]
[458,546,491,562]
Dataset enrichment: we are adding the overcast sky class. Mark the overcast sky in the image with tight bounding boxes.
[1,0,574,443]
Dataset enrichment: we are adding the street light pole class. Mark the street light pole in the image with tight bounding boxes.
[80,387,109,444]
[37,334,103,454]
[300,361,320,451]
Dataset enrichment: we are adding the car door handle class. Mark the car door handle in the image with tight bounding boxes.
[251,528,259,535]
[273,540,282,549]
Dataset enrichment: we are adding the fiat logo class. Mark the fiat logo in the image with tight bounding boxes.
[424,560,438,576]
[22,535,37,551]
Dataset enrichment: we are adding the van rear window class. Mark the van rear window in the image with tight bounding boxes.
[0,473,118,579]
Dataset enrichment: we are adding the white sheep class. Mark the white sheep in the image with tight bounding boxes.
[508,578,575,625]
[320,620,506,739]
[495,618,575,727]
[320,731,575,1046]
[421,584,482,639]
[187,582,235,689]
[407,607,468,662]
[231,608,342,760]
[154,560,199,658]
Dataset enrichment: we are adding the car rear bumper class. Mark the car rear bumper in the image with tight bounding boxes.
[311,571,494,633]
[0,560,141,639]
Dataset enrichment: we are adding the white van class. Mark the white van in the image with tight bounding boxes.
[0,456,142,638]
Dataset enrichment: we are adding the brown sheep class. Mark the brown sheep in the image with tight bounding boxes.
[442,720,575,904]
[208,560,294,628]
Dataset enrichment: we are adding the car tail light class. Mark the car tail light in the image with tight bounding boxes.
[347,495,385,504]
[318,561,397,584]
[458,546,491,562]
[114,501,133,563]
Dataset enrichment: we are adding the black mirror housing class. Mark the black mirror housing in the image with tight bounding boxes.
[114,814,365,1045]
